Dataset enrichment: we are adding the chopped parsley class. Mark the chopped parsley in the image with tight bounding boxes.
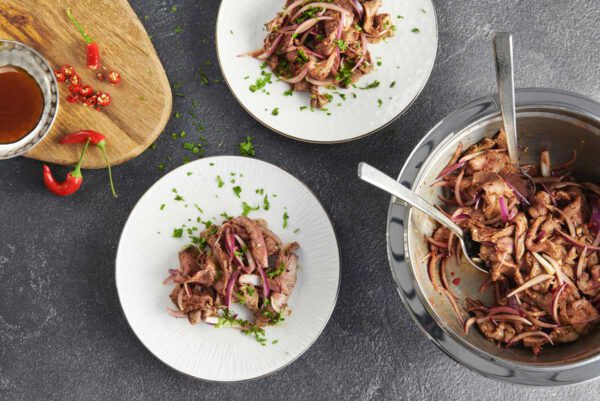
[263,194,270,211]
[242,325,267,346]
[360,80,380,90]
[411,27,420,33]
[283,88,294,96]
[283,212,289,228]
[335,39,348,51]
[239,136,256,157]
[171,5,177,13]
[174,26,183,34]
[172,228,183,238]
[378,99,383,107]
[271,107,279,116]
[233,186,242,198]
[160,204,166,211]
[249,71,272,92]
[216,175,225,188]
[174,111,182,118]
[242,202,259,216]
[267,262,286,279]
[390,81,396,88]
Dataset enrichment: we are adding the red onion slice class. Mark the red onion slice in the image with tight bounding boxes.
[551,283,568,323]
[499,196,510,222]
[306,77,334,86]
[257,33,283,60]
[257,265,270,298]
[281,64,310,84]
[435,161,466,179]
[350,0,364,20]
[167,308,188,318]
[540,150,551,177]
[290,17,333,45]
[225,270,240,308]
[489,306,521,316]
[506,274,553,298]
[557,230,600,251]
[291,3,353,21]
[234,234,256,273]
[508,331,554,347]
[284,0,308,15]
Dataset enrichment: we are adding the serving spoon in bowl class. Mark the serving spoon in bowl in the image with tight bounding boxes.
[493,32,520,166]
[357,162,488,273]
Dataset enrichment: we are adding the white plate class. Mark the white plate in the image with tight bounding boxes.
[116,156,340,382]
[216,0,438,143]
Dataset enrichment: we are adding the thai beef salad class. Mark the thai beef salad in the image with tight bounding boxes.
[245,0,395,108]
[429,130,600,354]
[164,216,299,344]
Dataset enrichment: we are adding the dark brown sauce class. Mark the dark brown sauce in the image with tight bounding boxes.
[0,65,44,144]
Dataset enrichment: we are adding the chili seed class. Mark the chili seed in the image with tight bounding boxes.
[61,65,75,77]
[54,70,66,82]
[108,71,121,85]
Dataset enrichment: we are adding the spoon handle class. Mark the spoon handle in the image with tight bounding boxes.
[493,32,519,166]
[357,162,464,238]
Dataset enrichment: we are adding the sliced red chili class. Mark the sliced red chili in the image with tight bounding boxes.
[108,71,121,85]
[66,94,79,103]
[96,72,105,81]
[68,83,81,93]
[61,64,75,77]
[83,95,97,107]
[96,92,111,107]
[70,73,81,85]
[54,70,66,82]
[79,85,94,97]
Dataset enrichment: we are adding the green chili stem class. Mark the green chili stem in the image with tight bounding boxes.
[71,139,91,178]
[66,8,94,44]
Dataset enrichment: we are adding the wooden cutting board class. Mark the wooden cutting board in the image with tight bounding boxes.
[0,0,172,168]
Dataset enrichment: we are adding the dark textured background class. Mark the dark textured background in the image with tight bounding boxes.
[2,1,600,400]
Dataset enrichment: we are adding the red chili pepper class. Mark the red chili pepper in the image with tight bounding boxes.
[70,73,81,86]
[96,72,105,81]
[61,64,75,77]
[96,92,111,107]
[67,8,101,70]
[43,138,90,196]
[59,130,117,197]
[54,70,66,82]
[68,83,81,94]
[83,95,97,107]
[108,71,121,85]
[79,85,94,97]
[66,94,79,103]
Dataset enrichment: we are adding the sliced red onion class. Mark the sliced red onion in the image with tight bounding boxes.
[350,0,364,20]
[551,283,568,324]
[540,183,558,206]
[257,265,270,298]
[225,270,240,308]
[239,274,262,287]
[336,13,345,40]
[487,314,533,326]
[505,177,531,206]
[463,316,477,335]
[552,150,577,171]
[303,48,325,59]
[366,28,390,40]
[306,77,335,86]
[531,252,556,275]
[508,331,554,347]
[589,201,600,235]
[284,0,308,15]
[257,33,283,60]
[234,234,256,273]
[291,3,353,21]
[576,246,589,278]
[351,33,368,72]
[557,230,600,251]
[451,213,470,222]
[167,308,188,318]
[281,64,310,84]
[425,236,448,249]
[290,17,333,45]
[474,193,482,209]
[548,205,576,237]
[271,293,286,313]
[506,274,553,298]
[436,161,466,179]
[489,306,521,316]
[533,230,546,244]
[499,196,510,223]
[458,150,485,163]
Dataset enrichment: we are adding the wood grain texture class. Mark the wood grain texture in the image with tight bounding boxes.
[0,0,172,168]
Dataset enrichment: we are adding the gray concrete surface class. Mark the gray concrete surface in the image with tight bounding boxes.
[1,0,600,400]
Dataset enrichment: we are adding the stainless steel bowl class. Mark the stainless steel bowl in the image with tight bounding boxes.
[387,88,600,386]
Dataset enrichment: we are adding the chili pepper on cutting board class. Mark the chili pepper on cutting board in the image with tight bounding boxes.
[66,8,100,70]
[43,139,90,196]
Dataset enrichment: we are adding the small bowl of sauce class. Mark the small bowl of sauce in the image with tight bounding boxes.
[0,40,59,159]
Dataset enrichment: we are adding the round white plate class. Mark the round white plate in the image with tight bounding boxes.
[116,156,340,382]
[216,0,438,143]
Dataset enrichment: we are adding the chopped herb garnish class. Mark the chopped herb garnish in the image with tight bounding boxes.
[239,136,256,157]
[263,194,270,210]
[157,162,166,171]
[216,175,225,188]
[390,81,396,88]
[283,88,294,96]
[411,27,420,33]
[293,228,301,234]
[249,72,272,92]
[267,262,286,279]
[233,186,242,198]
[271,107,279,116]
[378,99,383,107]
[174,26,183,33]
[171,5,177,13]
[242,202,259,216]
[335,39,348,51]
[160,204,166,211]
[360,80,380,90]
[283,212,289,228]
[172,228,183,238]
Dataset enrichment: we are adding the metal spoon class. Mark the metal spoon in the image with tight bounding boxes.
[493,32,520,166]
[357,162,488,273]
